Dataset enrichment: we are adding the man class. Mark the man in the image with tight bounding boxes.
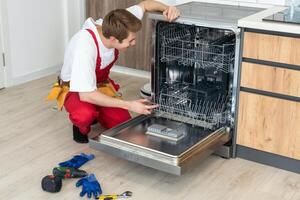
[59,0,180,143]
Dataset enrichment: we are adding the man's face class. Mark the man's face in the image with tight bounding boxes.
[111,32,137,52]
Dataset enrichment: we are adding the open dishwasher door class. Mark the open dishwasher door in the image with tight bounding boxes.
[89,2,262,175]
[89,115,230,175]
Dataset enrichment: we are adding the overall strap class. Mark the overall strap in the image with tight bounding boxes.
[86,29,101,68]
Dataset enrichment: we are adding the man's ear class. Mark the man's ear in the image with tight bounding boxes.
[109,36,118,43]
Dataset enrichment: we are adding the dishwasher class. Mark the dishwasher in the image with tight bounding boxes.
[89,2,262,175]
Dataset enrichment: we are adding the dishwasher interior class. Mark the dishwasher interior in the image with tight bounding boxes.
[89,2,262,175]
[153,21,235,131]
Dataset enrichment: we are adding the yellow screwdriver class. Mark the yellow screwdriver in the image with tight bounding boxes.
[97,191,132,200]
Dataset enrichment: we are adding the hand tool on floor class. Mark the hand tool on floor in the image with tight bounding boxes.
[97,191,132,200]
[41,167,87,193]
[41,175,62,193]
[52,167,88,179]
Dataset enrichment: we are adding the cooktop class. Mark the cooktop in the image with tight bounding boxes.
[263,8,300,25]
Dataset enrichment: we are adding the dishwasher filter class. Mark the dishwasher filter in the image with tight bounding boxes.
[146,123,185,142]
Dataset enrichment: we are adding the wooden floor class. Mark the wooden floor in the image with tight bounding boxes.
[0,72,300,200]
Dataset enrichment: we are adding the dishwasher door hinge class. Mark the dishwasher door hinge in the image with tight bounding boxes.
[2,53,5,67]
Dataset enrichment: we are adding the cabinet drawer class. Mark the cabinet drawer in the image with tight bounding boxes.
[89,115,230,175]
[237,92,300,160]
[241,62,300,98]
[243,32,300,66]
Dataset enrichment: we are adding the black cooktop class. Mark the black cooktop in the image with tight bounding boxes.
[263,8,300,25]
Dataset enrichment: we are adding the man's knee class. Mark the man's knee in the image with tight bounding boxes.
[101,109,131,129]
[70,107,98,126]
[111,108,131,123]
[118,112,131,123]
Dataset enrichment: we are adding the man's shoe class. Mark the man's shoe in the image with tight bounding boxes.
[73,126,89,143]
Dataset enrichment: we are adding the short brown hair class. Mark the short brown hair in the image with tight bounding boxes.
[102,9,142,43]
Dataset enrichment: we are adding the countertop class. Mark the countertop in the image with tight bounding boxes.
[238,6,300,35]
[175,1,300,35]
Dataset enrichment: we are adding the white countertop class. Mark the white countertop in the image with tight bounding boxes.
[176,1,300,35]
[238,6,300,35]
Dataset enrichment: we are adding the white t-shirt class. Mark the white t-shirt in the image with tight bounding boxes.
[60,5,144,92]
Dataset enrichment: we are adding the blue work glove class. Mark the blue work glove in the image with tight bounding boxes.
[59,153,95,168]
[76,173,102,199]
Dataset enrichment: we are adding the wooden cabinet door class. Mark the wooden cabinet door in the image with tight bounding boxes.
[237,91,300,160]
[86,0,152,71]
[241,62,300,98]
[243,32,300,66]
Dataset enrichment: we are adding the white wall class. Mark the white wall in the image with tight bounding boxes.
[66,0,86,39]
[1,0,85,87]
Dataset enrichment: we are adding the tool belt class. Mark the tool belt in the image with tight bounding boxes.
[46,77,122,111]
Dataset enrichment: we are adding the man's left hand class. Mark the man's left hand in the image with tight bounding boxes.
[163,6,180,22]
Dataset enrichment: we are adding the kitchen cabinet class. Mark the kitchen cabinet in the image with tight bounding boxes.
[86,0,153,71]
[241,62,300,98]
[243,32,300,66]
[237,91,300,160]
[237,30,300,161]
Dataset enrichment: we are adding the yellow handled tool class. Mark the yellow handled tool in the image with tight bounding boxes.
[97,191,132,200]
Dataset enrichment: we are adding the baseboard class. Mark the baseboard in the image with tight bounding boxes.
[6,65,149,87]
[111,65,150,79]
[237,145,300,174]
[9,64,61,87]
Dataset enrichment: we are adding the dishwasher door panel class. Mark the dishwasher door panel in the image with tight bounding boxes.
[89,115,230,175]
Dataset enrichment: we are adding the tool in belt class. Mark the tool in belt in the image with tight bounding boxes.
[46,77,122,111]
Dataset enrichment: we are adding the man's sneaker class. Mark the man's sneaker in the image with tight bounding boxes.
[73,125,89,143]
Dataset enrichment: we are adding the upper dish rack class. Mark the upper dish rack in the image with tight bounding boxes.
[159,24,235,73]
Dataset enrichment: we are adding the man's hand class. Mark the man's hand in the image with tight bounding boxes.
[79,91,159,115]
[163,6,180,22]
[128,99,159,115]
[139,1,180,22]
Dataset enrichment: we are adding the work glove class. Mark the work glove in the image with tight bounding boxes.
[59,153,94,169]
[76,173,102,199]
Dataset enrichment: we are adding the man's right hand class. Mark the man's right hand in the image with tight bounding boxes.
[79,91,159,115]
[128,99,159,115]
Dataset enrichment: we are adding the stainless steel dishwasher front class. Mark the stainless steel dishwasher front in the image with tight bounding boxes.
[89,115,230,175]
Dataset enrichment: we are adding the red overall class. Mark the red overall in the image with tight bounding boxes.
[64,29,131,135]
